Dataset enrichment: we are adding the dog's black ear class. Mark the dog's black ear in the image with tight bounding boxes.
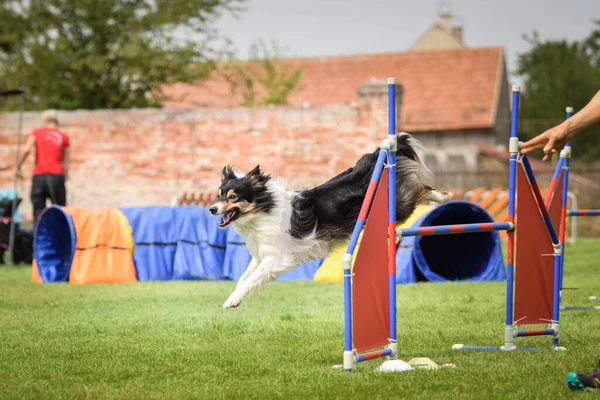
[246,165,261,178]
[221,165,236,181]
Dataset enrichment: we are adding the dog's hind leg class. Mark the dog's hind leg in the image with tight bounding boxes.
[420,184,453,204]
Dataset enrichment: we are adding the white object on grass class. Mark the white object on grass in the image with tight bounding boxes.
[375,360,414,372]
[408,357,440,370]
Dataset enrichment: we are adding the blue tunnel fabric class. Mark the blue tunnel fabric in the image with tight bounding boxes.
[118,205,320,282]
[172,207,228,280]
[221,226,251,280]
[119,206,177,281]
[395,234,418,284]
[396,201,506,283]
[33,205,76,282]
[118,206,228,281]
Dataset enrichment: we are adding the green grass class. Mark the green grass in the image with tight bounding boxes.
[1,239,600,399]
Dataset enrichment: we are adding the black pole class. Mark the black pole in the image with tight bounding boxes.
[8,90,25,265]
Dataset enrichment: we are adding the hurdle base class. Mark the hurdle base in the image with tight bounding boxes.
[515,328,555,337]
[343,350,354,372]
[343,346,395,373]
[356,347,394,363]
[453,322,567,352]
[387,342,398,360]
[452,344,537,351]
[452,344,567,352]
[561,305,600,311]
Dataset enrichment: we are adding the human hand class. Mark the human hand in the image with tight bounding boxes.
[520,123,572,161]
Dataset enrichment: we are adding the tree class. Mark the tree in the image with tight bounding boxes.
[0,0,246,110]
[515,21,600,161]
[220,38,303,106]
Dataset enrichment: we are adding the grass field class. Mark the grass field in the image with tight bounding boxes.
[1,239,600,399]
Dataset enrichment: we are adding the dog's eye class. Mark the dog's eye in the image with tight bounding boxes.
[228,194,237,201]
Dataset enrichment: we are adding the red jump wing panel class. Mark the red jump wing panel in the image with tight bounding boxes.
[514,163,555,325]
[352,171,391,353]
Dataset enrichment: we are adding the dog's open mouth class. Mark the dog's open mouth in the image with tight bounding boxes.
[218,208,240,228]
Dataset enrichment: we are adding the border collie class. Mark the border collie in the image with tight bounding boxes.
[210,133,452,309]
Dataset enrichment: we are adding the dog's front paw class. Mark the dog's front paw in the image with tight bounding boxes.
[223,295,242,309]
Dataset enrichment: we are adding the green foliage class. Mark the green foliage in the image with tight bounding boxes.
[221,38,303,106]
[516,21,600,161]
[0,0,246,110]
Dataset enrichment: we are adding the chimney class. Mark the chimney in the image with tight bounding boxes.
[438,11,452,33]
[452,26,463,44]
[357,80,404,135]
[437,5,464,45]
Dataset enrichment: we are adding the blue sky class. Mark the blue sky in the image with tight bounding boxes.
[212,0,599,85]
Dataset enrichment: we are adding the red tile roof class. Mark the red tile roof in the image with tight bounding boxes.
[160,46,506,132]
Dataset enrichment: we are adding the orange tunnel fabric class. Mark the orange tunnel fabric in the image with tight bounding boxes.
[65,207,137,284]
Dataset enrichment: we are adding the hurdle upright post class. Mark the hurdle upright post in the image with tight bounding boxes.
[503,85,521,350]
[558,109,600,311]
[558,107,572,310]
[387,77,398,360]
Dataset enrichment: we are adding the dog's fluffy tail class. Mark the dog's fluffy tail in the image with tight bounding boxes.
[395,132,432,181]
[289,132,451,242]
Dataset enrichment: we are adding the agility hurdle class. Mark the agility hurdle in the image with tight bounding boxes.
[543,108,600,312]
[400,85,566,351]
[341,83,574,372]
[342,77,399,372]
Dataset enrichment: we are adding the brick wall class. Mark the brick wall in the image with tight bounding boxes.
[0,83,400,222]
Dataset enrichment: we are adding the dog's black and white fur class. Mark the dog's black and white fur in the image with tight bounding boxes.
[210,133,452,309]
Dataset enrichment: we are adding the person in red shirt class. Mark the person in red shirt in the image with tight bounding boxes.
[17,110,71,222]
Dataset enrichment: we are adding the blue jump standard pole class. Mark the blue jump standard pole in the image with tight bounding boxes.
[387,78,398,361]
[558,108,572,311]
[559,109,600,312]
[503,85,521,350]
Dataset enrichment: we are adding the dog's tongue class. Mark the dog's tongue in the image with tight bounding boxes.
[221,212,232,225]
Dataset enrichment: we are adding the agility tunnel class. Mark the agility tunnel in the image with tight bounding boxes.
[32,206,136,284]
[32,205,321,284]
[396,200,506,283]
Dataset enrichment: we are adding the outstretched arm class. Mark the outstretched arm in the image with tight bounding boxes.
[521,90,600,161]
